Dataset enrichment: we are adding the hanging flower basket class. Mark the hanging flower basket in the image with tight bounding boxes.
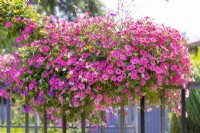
[6,14,191,125]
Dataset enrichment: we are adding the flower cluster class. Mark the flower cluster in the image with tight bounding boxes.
[0,54,14,99]
[0,0,43,40]
[7,16,191,124]
[0,54,14,82]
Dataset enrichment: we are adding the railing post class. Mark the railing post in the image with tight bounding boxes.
[181,89,186,133]
[6,98,11,133]
[44,111,47,133]
[62,114,67,133]
[120,101,125,133]
[25,111,29,133]
[81,111,86,133]
[101,111,105,133]
[140,96,145,133]
[161,90,165,133]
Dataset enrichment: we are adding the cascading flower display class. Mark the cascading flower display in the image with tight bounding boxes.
[7,14,191,125]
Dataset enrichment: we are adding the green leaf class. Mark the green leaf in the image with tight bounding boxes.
[59,75,66,80]
[118,86,122,91]
[130,83,136,89]
[7,32,12,39]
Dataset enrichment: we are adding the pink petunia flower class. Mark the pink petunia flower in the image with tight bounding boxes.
[74,102,79,107]
[152,84,157,91]
[5,22,12,28]
[16,36,24,43]
[130,57,139,64]
[102,74,109,81]
[78,83,85,90]
[115,68,122,75]
[111,75,117,81]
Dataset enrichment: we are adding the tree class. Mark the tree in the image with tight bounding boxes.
[30,0,105,21]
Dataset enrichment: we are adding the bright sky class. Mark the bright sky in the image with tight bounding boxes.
[100,0,200,43]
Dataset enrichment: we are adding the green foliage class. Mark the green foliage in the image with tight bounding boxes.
[0,0,42,29]
[186,47,200,131]
[190,47,200,80]
[169,113,182,133]
[0,0,105,54]
[186,89,200,131]
[0,28,16,54]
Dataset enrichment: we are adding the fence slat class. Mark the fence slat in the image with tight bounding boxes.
[120,101,124,133]
[62,115,67,133]
[44,111,47,133]
[140,96,145,133]
[161,91,165,133]
[6,98,10,133]
[34,115,39,133]
[181,89,186,133]
[25,112,29,133]
[1,96,4,126]
[101,111,105,133]
[81,111,86,133]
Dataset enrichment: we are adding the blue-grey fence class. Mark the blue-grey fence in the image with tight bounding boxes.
[0,81,176,133]
[0,97,170,133]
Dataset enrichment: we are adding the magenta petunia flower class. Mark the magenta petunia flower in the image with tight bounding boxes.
[140,57,148,65]
[117,76,123,82]
[111,51,120,58]
[111,75,117,81]
[27,70,33,75]
[130,57,139,64]
[124,45,133,51]
[29,83,34,90]
[74,102,79,107]
[5,22,12,28]
[16,36,24,43]
[97,94,103,101]
[107,69,114,74]
[152,84,157,91]
[102,74,109,81]
[115,68,122,75]
[42,46,50,53]
[78,83,85,90]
